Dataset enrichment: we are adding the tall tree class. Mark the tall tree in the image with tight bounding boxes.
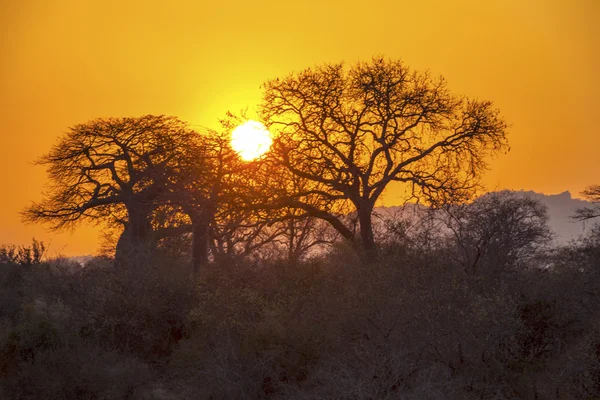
[173,127,252,274]
[263,209,337,264]
[260,57,509,253]
[22,115,200,258]
[171,125,272,275]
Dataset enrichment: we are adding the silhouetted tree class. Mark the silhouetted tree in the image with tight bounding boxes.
[260,57,509,254]
[378,205,445,254]
[243,154,342,262]
[209,214,279,262]
[158,120,283,274]
[574,184,600,222]
[168,126,266,275]
[443,191,553,274]
[22,115,200,259]
[264,209,336,264]
[0,239,46,265]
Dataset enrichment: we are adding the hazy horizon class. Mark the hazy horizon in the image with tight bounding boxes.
[8,188,594,258]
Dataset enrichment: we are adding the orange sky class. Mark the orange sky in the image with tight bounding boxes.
[1,0,598,256]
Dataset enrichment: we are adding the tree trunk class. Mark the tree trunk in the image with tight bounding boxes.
[115,205,152,264]
[129,208,152,241]
[357,204,376,256]
[191,213,211,279]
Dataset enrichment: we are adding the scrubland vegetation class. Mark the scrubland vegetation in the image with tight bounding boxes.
[1,198,599,400]
[5,58,599,399]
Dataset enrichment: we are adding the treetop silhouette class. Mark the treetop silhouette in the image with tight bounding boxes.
[259,57,509,252]
[22,115,202,253]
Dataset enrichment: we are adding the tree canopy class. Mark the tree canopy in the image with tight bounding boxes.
[574,184,600,222]
[443,191,553,274]
[23,114,326,271]
[259,57,509,252]
[22,115,202,253]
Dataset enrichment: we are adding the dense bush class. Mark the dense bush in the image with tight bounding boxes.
[0,239,46,266]
[0,225,599,399]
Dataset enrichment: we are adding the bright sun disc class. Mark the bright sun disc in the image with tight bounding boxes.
[230,120,272,161]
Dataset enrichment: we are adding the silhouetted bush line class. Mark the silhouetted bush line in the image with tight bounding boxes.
[0,239,46,266]
[0,223,599,399]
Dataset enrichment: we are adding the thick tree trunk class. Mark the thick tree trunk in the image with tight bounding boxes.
[357,204,376,257]
[115,226,132,262]
[191,217,210,279]
[115,205,152,264]
[129,208,152,241]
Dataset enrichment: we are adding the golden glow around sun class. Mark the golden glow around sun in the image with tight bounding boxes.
[230,120,273,161]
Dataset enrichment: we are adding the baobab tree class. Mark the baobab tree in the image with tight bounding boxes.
[173,128,251,274]
[168,123,281,274]
[22,114,290,273]
[260,57,509,253]
[22,115,201,259]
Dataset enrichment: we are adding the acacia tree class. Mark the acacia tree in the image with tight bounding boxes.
[260,57,509,253]
[23,115,200,258]
[574,184,600,222]
[443,191,553,274]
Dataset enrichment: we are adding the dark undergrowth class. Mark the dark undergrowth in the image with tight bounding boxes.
[0,234,599,400]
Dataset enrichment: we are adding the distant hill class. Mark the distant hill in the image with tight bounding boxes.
[512,190,591,244]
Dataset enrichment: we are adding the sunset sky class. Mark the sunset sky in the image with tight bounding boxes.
[1,0,598,256]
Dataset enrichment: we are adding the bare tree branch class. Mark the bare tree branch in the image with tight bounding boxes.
[259,57,509,253]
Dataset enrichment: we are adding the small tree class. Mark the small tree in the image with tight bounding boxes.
[574,184,600,222]
[443,191,553,274]
[260,57,509,254]
[0,239,46,265]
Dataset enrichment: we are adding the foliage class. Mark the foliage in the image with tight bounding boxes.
[259,57,509,251]
[0,238,46,266]
[574,184,600,222]
[442,191,553,274]
[22,114,326,272]
[23,116,199,230]
[21,115,203,264]
[1,228,599,399]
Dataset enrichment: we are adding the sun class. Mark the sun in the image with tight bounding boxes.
[230,120,272,161]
